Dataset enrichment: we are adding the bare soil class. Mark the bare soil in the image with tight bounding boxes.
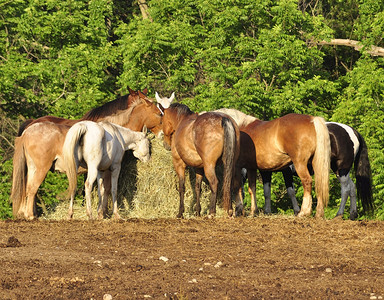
[0,217,383,299]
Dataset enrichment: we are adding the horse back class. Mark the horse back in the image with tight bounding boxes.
[22,122,70,172]
[243,113,318,170]
[18,116,78,136]
[326,122,358,173]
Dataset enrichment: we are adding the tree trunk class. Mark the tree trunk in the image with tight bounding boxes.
[138,0,152,21]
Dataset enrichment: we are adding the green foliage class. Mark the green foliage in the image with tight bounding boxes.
[0,149,13,219]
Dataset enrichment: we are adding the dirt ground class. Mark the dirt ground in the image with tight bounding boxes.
[0,217,383,300]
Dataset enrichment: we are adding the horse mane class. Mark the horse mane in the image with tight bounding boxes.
[100,98,145,126]
[170,103,195,119]
[81,94,131,121]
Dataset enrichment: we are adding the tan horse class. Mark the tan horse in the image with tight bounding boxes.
[233,113,331,218]
[11,90,163,220]
[162,103,240,217]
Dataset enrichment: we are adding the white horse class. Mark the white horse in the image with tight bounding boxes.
[62,121,150,220]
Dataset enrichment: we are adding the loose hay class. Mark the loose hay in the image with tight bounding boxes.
[45,133,227,220]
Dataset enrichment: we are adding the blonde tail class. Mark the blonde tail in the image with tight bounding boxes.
[11,137,27,217]
[312,117,331,208]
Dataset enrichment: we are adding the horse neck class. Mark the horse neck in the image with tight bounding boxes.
[119,127,141,150]
[124,109,145,132]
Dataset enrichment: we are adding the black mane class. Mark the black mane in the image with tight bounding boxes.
[169,103,195,117]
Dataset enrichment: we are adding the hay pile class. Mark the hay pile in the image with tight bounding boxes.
[46,133,227,220]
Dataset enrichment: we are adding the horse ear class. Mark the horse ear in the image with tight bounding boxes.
[155,92,161,103]
[128,87,136,95]
[169,92,175,103]
[142,88,148,95]
[142,125,148,134]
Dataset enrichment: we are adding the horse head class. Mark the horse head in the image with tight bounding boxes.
[136,91,163,137]
[155,91,175,110]
[131,133,151,163]
[162,103,196,151]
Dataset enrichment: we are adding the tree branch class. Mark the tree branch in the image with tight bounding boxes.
[137,0,152,21]
[317,39,384,57]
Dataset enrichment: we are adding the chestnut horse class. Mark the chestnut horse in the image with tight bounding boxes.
[260,122,373,220]
[162,103,240,217]
[220,108,372,219]
[11,89,163,220]
[232,112,331,218]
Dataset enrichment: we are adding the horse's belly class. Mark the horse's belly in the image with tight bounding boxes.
[175,146,203,168]
[255,153,291,171]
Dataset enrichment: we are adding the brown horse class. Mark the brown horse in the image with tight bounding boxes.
[233,113,331,218]
[11,89,163,220]
[162,103,240,217]
[16,88,147,136]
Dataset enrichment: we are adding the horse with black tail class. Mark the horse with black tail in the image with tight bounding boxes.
[162,103,240,217]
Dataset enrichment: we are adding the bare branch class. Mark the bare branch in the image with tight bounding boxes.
[317,39,384,57]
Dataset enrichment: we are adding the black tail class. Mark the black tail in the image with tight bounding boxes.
[221,117,237,215]
[354,131,373,212]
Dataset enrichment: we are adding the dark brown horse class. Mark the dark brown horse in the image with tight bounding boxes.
[11,89,163,220]
[162,103,240,217]
[233,113,331,218]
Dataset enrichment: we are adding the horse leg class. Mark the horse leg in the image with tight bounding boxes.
[247,169,258,217]
[282,168,300,215]
[110,165,122,219]
[335,170,357,220]
[204,164,218,217]
[84,169,98,220]
[174,160,186,218]
[24,165,50,220]
[194,168,204,217]
[295,164,313,217]
[233,167,244,217]
[260,171,272,215]
[348,175,358,220]
[97,172,106,219]
[100,170,112,217]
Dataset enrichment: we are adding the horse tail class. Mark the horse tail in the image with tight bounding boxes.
[312,117,331,207]
[354,131,373,212]
[221,117,238,214]
[11,136,27,217]
[62,122,88,198]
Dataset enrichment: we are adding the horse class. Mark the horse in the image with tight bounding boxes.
[11,89,163,220]
[63,121,150,219]
[231,112,331,218]
[220,108,372,219]
[162,103,240,217]
[258,122,373,220]
[16,88,149,136]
